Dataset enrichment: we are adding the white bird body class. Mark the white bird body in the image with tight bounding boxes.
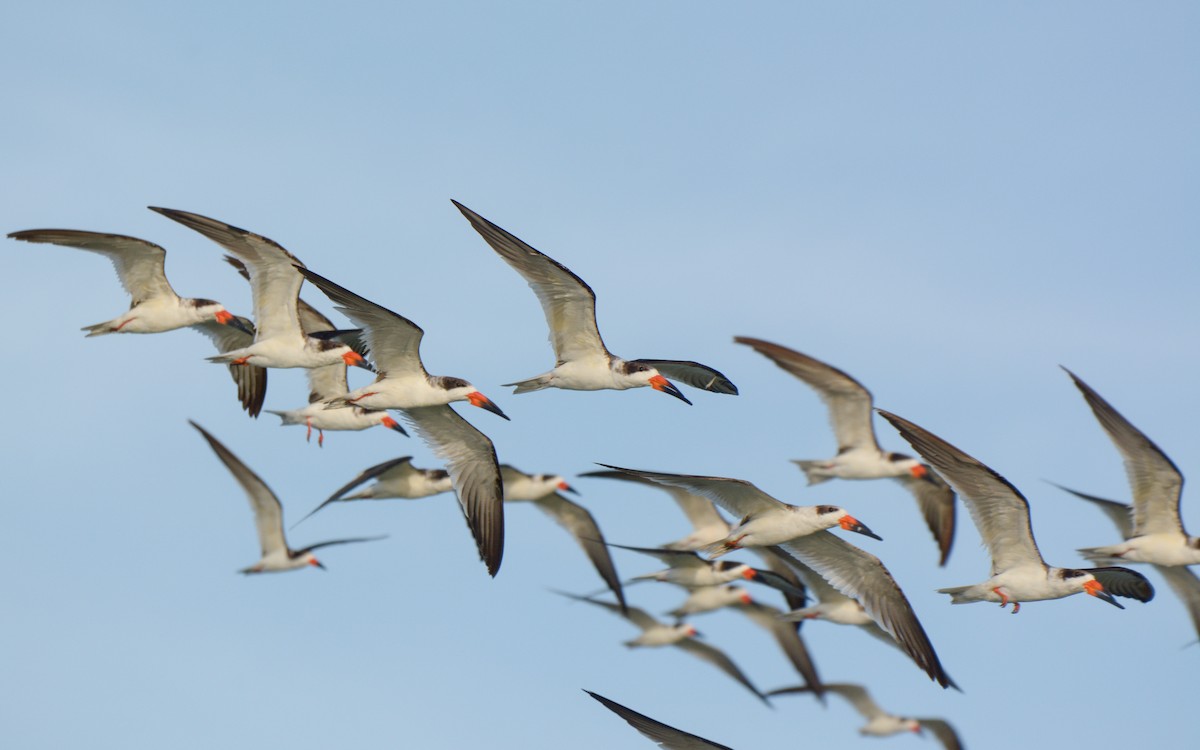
[580,469,731,551]
[938,564,1106,606]
[800,446,927,482]
[342,460,454,501]
[268,402,402,437]
[790,596,874,626]
[595,465,881,558]
[670,586,753,618]
[627,622,695,648]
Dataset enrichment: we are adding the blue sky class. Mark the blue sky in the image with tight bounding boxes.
[3,3,1196,748]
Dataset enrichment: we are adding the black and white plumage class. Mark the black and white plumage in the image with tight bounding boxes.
[293,456,454,527]
[735,336,957,566]
[878,409,1154,614]
[295,266,508,576]
[1063,368,1200,567]
[8,228,251,337]
[189,421,383,573]
[559,592,768,704]
[453,200,736,403]
[149,207,369,371]
[500,465,626,611]
[768,682,964,749]
[597,466,955,689]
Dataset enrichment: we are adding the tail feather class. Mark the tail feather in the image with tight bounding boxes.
[792,460,834,486]
[1077,546,1124,565]
[81,321,114,337]
[503,373,554,394]
[264,410,302,426]
[936,585,973,604]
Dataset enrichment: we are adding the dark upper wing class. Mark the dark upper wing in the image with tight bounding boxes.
[735,601,824,696]
[401,405,504,576]
[1085,567,1155,602]
[585,691,734,750]
[190,317,267,417]
[781,531,957,689]
[893,468,957,567]
[10,229,176,302]
[532,493,627,612]
[674,638,769,704]
[633,360,738,395]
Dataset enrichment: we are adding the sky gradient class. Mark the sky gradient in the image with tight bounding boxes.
[3,3,1197,748]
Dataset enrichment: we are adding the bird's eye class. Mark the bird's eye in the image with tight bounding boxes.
[1062,569,1085,579]
[817,505,839,515]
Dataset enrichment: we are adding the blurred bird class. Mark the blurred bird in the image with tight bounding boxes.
[769,682,963,749]
[453,200,737,404]
[559,591,768,704]
[596,466,956,689]
[608,543,807,602]
[878,409,1154,613]
[294,456,454,526]
[500,465,626,611]
[735,336,956,566]
[189,421,383,573]
[1063,368,1200,567]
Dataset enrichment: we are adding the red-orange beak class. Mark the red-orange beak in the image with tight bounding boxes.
[380,415,408,436]
[839,514,882,541]
[648,374,692,405]
[741,567,758,581]
[215,310,253,335]
[557,480,578,495]
[1084,578,1123,608]
[467,391,510,420]
[910,464,928,479]
[309,557,326,570]
[739,591,753,605]
[343,350,373,371]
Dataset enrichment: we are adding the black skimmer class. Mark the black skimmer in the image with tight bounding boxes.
[293,456,454,527]
[500,465,626,611]
[8,228,252,338]
[559,592,768,704]
[189,421,382,573]
[878,409,1154,613]
[295,266,508,576]
[596,466,956,688]
[769,682,963,749]
[735,336,957,566]
[149,207,369,371]
[452,200,737,404]
[1063,368,1200,567]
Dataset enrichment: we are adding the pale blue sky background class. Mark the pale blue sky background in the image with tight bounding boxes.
[3,3,1197,748]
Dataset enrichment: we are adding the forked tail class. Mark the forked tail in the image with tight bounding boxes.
[503,373,554,394]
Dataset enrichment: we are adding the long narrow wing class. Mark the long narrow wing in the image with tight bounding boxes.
[190,317,267,417]
[297,267,427,377]
[189,421,288,558]
[917,719,965,750]
[674,638,768,704]
[401,405,504,576]
[532,493,627,611]
[597,465,784,519]
[879,410,1044,573]
[453,200,609,363]
[150,208,304,342]
[10,229,176,302]
[1064,368,1186,536]
[735,601,824,695]
[580,470,730,544]
[894,470,957,567]
[781,531,956,689]
[634,360,739,395]
[586,691,734,750]
[735,337,879,451]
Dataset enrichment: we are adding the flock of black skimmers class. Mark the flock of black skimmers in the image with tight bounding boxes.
[12,201,1197,750]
